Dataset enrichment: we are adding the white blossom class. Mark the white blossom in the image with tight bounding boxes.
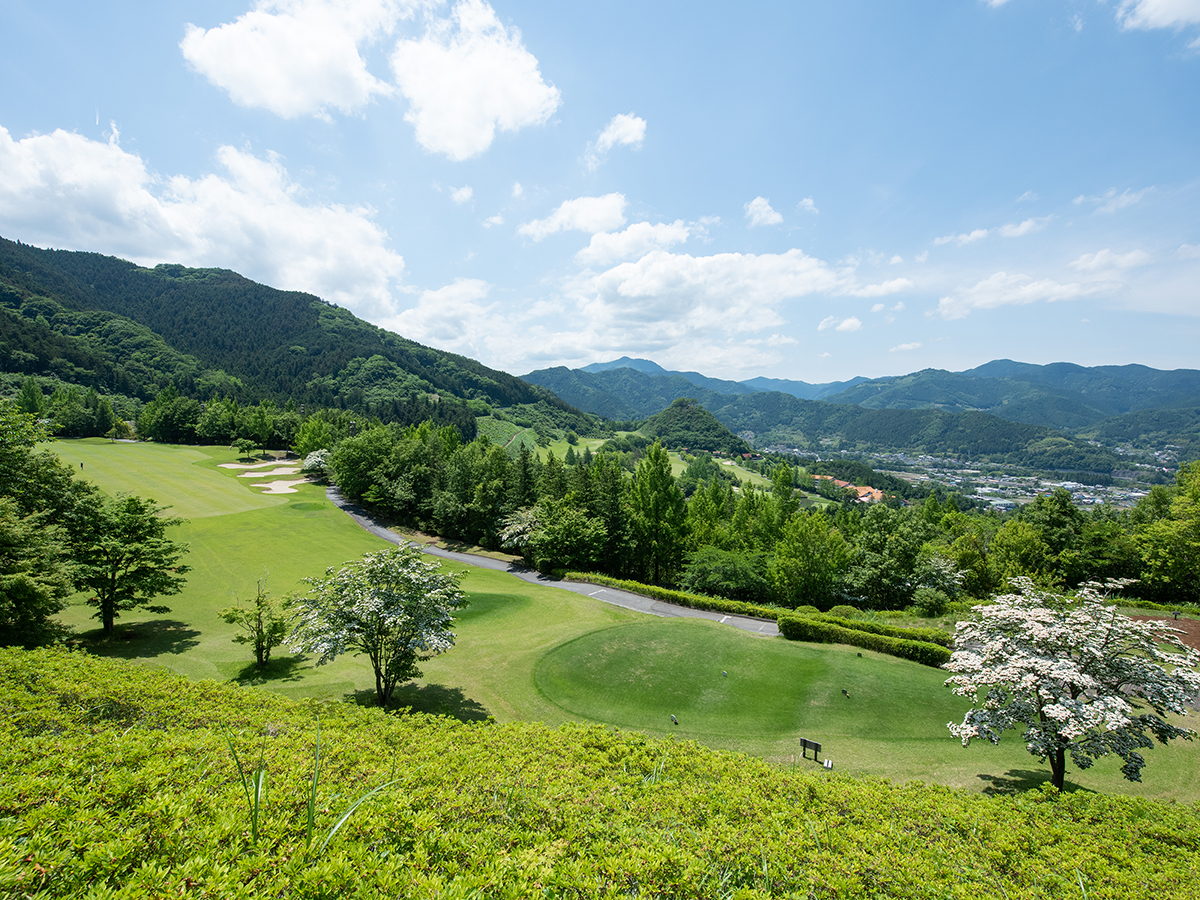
[945,578,1200,788]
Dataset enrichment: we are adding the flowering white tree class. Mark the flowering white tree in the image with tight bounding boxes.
[287,546,467,705]
[945,578,1200,790]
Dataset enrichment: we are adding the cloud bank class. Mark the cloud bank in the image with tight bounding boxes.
[0,124,405,317]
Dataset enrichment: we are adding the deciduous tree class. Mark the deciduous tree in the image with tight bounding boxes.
[219,578,289,667]
[286,546,467,705]
[72,494,190,635]
[945,578,1200,790]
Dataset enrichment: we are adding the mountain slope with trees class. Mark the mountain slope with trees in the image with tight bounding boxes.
[0,236,595,439]
[0,236,587,419]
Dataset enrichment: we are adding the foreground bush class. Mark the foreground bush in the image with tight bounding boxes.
[2,649,1198,898]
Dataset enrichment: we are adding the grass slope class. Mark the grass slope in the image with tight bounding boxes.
[4,648,1199,899]
[43,440,1200,799]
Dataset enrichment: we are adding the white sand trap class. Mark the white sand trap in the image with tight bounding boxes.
[219,459,291,470]
[237,466,301,478]
[255,478,311,494]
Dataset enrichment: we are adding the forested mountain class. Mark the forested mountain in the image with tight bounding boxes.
[825,362,1200,429]
[638,398,750,454]
[0,236,592,433]
[523,363,1122,473]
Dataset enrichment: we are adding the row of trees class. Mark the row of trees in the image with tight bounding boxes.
[320,417,1200,612]
[0,400,189,644]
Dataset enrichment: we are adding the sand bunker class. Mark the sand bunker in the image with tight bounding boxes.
[219,459,290,470]
[255,478,311,494]
[237,466,301,478]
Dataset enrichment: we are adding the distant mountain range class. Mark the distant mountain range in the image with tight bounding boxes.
[580,356,866,402]
[537,356,1200,429]
[523,358,1200,471]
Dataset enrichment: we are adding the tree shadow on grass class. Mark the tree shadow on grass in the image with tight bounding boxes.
[77,619,201,659]
[977,769,1097,796]
[230,655,308,685]
[346,683,492,723]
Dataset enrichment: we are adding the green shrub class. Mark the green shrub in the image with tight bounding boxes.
[2,648,1198,898]
[912,587,951,618]
[827,604,860,619]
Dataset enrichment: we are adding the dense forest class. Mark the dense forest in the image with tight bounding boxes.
[311,412,1200,615]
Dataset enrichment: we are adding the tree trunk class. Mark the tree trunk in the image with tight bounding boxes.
[1049,746,1066,790]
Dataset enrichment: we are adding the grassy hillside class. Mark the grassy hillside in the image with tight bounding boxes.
[4,648,1199,898]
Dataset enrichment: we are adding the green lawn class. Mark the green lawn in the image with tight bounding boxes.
[45,439,1200,800]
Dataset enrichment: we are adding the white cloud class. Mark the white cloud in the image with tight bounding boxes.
[797,197,819,215]
[998,216,1052,237]
[180,0,410,119]
[560,247,910,363]
[584,113,646,170]
[391,0,560,160]
[575,220,690,266]
[936,271,1108,320]
[915,251,928,263]
[518,193,627,241]
[0,125,406,317]
[745,196,783,227]
[1179,243,1200,259]
[1075,187,1152,214]
[383,277,496,356]
[892,302,905,311]
[1068,248,1151,272]
[1016,191,1039,202]
[890,342,922,352]
[934,227,989,246]
[889,254,903,264]
[450,184,473,204]
[847,278,913,297]
[817,315,862,333]
[1072,14,1084,32]
[1117,0,1200,30]
[871,303,885,313]
[511,181,523,198]
[482,213,503,227]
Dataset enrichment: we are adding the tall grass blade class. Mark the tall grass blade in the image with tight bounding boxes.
[313,779,400,860]
[306,716,320,849]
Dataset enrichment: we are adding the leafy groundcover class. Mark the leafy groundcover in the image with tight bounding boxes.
[2,648,1198,898]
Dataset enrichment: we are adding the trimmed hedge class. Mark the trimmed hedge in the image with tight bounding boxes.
[563,573,958,653]
[562,572,783,620]
[778,614,952,668]
[817,615,953,648]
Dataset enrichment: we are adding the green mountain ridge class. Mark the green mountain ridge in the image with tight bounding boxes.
[0,236,593,434]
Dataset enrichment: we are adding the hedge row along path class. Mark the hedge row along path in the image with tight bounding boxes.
[327,486,780,637]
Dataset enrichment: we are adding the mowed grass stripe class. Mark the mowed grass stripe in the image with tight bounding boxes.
[47,438,286,518]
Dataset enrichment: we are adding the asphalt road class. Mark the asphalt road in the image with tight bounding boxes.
[327,486,779,637]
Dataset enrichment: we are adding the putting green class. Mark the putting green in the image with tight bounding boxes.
[534,618,969,741]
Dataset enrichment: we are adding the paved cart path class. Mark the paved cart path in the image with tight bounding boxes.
[327,486,779,637]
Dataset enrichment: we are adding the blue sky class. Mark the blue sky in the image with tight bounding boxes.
[1,1,1198,383]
